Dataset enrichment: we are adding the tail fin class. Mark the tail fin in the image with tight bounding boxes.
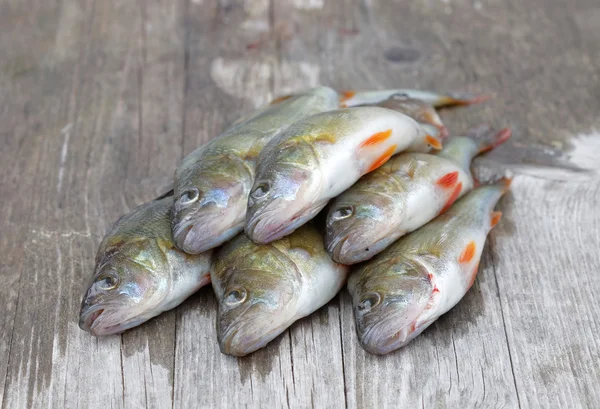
[465,125,512,153]
[436,92,492,107]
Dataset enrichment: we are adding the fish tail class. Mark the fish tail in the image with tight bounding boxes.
[435,92,492,107]
[471,126,512,154]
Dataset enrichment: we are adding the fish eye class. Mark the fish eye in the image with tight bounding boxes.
[357,292,381,312]
[251,182,270,200]
[178,188,200,205]
[224,288,247,306]
[95,271,120,291]
[331,205,354,221]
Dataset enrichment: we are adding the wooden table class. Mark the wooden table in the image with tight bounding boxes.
[1,0,599,407]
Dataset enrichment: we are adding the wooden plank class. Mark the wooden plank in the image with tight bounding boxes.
[1,0,600,408]
[491,174,600,409]
[0,0,185,408]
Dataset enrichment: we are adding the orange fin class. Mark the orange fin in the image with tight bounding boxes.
[459,241,476,264]
[360,129,393,148]
[478,128,512,153]
[270,94,293,105]
[339,90,356,107]
[367,145,397,172]
[500,177,513,193]
[439,93,492,106]
[440,182,462,213]
[425,135,443,150]
[491,211,502,227]
[436,171,459,189]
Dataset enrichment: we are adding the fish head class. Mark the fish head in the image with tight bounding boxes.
[216,257,299,356]
[326,189,404,264]
[348,259,432,354]
[79,239,170,336]
[246,141,324,243]
[379,94,447,138]
[172,157,250,253]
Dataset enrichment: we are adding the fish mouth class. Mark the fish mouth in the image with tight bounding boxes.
[218,320,286,356]
[326,233,350,264]
[246,201,327,244]
[327,232,392,265]
[356,312,413,355]
[173,213,243,254]
[79,307,148,336]
[79,308,104,332]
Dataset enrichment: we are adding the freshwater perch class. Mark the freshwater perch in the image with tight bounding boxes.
[212,225,348,356]
[172,86,339,254]
[348,180,511,355]
[339,89,488,108]
[79,195,212,336]
[246,106,443,244]
[326,126,511,264]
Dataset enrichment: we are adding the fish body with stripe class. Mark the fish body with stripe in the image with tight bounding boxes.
[326,127,511,264]
[245,106,443,244]
[348,181,510,355]
[79,195,213,336]
[212,224,348,356]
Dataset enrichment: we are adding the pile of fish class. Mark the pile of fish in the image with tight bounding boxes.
[79,86,511,356]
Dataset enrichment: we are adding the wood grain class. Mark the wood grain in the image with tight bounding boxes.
[1,0,599,408]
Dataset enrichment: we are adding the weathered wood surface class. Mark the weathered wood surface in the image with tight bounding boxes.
[1,0,599,408]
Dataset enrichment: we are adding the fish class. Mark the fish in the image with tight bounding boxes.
[172,86,340,254]
[347,179,511,355]
[339,89,489,108]
[212,224,348,356]
[374,93,449,138]
[326,126,511,264]
[173,86,483,254]
[79,194,212,336]
[245,106,444,244]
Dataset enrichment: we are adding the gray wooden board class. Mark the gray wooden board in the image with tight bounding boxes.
[0,0,599,408]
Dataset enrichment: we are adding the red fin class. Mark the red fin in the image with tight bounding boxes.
[479,128,512,153]
[367,145,397,172]
[360,129,393,148]
[432,286,440,294]
[440,93,492,106]
[459,241,476,264]
[425,135,443,150]
[440,182,462,213]
[491,211,502,227]
[339,90,356,107]
[436,171,459,189]
[270,94,293,105]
